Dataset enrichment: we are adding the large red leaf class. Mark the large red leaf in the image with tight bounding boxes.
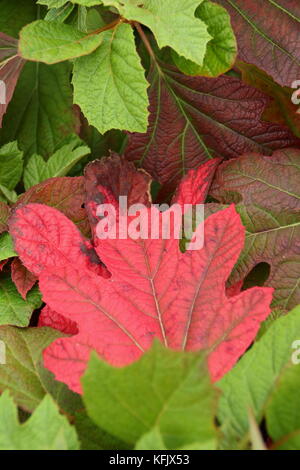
[0,33,25,127]
[10,173,273,392]
[125,63,299,191]
[215,0,300,87]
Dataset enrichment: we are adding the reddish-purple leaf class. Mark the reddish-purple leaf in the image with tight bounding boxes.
[10,196,273,393]
[11,257,37,299]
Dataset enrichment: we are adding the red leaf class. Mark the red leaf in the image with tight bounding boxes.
[11,257,37,299]
[10,188,273,392]
[0,259,8,271]
[125,63,299,191]
[0,33,25,127]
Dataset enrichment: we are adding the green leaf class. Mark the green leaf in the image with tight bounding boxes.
[0,186,18,204]
[0,61,77,160]
[102,0,211,65]
[0,275,42,327]
[0,233,16,261]
[218,305,300,448]
[0,391,79,450]
[266,359,300,450]
[19,20,103,64]
[172,1,237,77]
[24,136,90,190]
[83,342,217,449]
[73,22,149,133]
[135,428,167,450]
[0,325,81,412]
[0,141,23,190]
[44,3,76,23]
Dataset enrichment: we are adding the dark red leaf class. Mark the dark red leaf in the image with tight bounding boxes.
[125,63,299,191]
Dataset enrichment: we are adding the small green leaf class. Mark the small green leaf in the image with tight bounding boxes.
[73,22,149,133]
[83,342,217,449]
[0,275,41,327]
[101,0,211,65]
[0,141,23,190]
[0,233,16,261]
[23,136,90,190]
[0,391,79,450]
[19,20,103,64]
[172,1,237,77]
[0,325,81,412]
[248,409,267,450]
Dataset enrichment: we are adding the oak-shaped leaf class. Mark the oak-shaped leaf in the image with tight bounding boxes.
[9,166,273,392]
[100,0,211,66]
[16,176,90,237]
[210,149,300,309]
[125,63,299,191]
